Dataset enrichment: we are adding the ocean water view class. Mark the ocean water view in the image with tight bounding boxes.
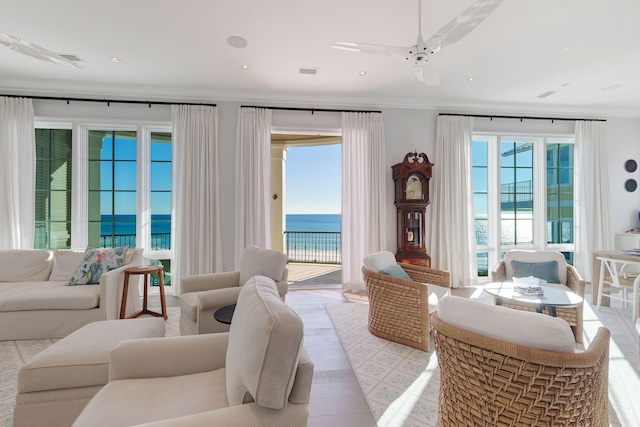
[285,214,341,264]
[286,214,340,232]
[99,214,171,249]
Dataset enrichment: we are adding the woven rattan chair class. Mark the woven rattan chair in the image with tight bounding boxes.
[431,310,610,427]
[362,263,450,352]
[492,250,585,343]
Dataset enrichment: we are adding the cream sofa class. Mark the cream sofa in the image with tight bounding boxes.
[73,275,313,427]
[0,248,142,340]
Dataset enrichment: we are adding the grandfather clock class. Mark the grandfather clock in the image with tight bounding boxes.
[392,151,433,267]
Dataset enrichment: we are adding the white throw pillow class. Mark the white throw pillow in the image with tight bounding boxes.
[437,295,575,353]
[363,251,397,273]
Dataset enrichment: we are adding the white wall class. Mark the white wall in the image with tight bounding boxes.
[606,117,640,233]
[31,98,640,270]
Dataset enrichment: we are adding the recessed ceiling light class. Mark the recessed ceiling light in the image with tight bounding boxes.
[227,36,248,49]
[602,84,622,91]
[109,57,121,63]
[467,77,475,82]
[241,65,249,70]
[359,71,367,76]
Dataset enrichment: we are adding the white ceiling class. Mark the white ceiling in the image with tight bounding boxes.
[2,0,640,117]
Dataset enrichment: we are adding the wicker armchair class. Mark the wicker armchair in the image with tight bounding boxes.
[431,309,610,427]
[362,263,451,352]
[492,250,586,343]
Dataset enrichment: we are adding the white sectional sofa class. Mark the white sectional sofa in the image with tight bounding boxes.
[0,248,143,340]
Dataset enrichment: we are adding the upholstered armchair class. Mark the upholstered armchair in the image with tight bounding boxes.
[432,295,610,427]
[491,249,585,343]
[72,276,313,427]
[179,246,288,335]
[362,251,451,352]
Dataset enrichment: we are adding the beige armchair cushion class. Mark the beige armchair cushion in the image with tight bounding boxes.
[226,275,303,409]
[238,246,288,285]
[438,295,575,353]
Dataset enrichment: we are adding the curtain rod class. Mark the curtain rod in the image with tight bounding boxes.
[0,94,216,108]
[439,113,606,122]
[241,105,382,114]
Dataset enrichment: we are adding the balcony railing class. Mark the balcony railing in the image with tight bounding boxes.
[100,233,171,250]
[284,231,341,264]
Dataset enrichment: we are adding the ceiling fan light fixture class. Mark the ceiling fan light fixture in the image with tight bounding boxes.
[602,84,622,91]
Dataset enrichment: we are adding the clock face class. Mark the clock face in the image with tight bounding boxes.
[405,174,423,200]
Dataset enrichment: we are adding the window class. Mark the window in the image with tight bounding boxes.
[88,130,137,248]
[34,129,73,249]
[34,124,173,287]
[473,135,574,278]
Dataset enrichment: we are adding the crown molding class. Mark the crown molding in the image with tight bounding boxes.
[2,78,640,119]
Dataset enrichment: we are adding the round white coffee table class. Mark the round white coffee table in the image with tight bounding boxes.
[483,282,583,317]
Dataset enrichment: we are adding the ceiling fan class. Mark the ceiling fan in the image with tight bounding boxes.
[332,0,503,86]
[0,31,81,68]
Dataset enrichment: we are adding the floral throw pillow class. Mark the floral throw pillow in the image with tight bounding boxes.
[67,246,129,286]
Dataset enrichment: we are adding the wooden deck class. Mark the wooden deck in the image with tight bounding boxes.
[288,263,342,287]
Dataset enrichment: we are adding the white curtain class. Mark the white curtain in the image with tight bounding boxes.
[341,112,387,291]
[574,120,614,281]
[234,107,272,268]
[428,115,476,288]
[0,97,35,249]
[171,105,222,296]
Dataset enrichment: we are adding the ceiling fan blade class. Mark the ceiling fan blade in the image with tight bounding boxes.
[425,0,503,50]
[332,42,409,60]
[0,32,81,68]
[414,65,440,86]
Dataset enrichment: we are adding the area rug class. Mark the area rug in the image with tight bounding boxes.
[0,307,181,427]
[325,303,440,427]
[326,300,640,427]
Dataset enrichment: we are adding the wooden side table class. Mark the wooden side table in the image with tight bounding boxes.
[120,265,167,320]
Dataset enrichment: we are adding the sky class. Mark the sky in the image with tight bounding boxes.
[102,136,341,216]
[286,144,341,214]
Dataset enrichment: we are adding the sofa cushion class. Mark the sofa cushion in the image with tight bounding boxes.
[18,318,165,393]
[72,369,227,427]
[226,275,303,409]
[0,281,100,312]
[437,295,576,353]
[0,250,52,282]
[511,260,560,284]
[50,250,85,281]
[363,250,397,273]
[68,246,129,285]
[238,246,288,286]
[504,250,567,284]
